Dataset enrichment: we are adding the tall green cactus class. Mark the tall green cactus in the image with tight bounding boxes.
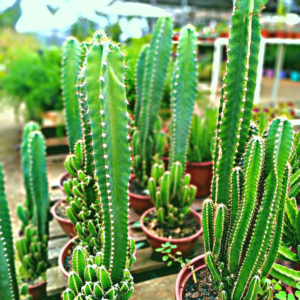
[0,164,32,300]
[17,122,40,231]
[62,37,82,153]
[16,129,49,281]
[132,17,173,189]
[202,0,295,298]
[147,24,198,228]
[63,31,136,300]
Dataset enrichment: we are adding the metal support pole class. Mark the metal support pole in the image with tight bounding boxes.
[254,38,266,104]
[271,43,285,106]
[181,0,188,27]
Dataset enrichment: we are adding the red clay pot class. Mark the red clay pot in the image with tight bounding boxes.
[161,158,213,198]
[175,254,206,300]
[129,174,154,215]
[52,199,77,238]
[58,172,71,194]
[140,208,203,257]
[261,29,271,38]
[186,161,213,198]
[27,280,47,300]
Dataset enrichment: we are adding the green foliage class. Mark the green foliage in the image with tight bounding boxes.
[64,30,136,299]
[1,47,62,122]
[188,108,217,163]
[132,17,173,189]
[148,24,198,228]
[62,37,82,153]
[203,0,295,298]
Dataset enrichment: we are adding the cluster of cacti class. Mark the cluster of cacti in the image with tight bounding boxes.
[63,31,136,299]
[62,37,83,153]
[147,24,198,228]
[16,127,49,281]
[0,163,32,300]
[202,0,296,298]
[187,108,217,163]
[132,17,173,189]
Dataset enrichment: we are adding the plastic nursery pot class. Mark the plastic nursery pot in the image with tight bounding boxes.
[52,199,77,238]
[58,171,71,194]
[27,280,47,300]
[186,161,213,198]
[59,236,78,278]
[175,254,206,300]
[129,174,154,215]
[140,207,203,257]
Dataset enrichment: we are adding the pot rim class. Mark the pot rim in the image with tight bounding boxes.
[58,171,70,192]
[140,207,203,243]
[27,279,47,289]
[58,236,78,278]
[51,199,72,224]
[129,174,151,200]
[175,254,206,300]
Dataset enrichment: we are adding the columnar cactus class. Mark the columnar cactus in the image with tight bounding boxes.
[0,164,32,300]
[288,131,300,199]
[63,31,136,300]
[16,129,49,281]
[17,122,40,231]
[132,17,173,189]
[203,0,295,298]
[188,109,217,163]
[62,37,82,153]
[147,24,198,227]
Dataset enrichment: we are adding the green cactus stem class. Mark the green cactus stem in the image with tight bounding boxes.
[133,17,173,188]
[147,24,198,228]
[62,37,82,153]
[0,164,20,300]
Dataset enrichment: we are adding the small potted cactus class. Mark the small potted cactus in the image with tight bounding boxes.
[140,24,203,257]
[186,108,217,197]
[0,163,33,300]
[130,17,173,215]
[175,0,295,298]
[54,37,82,237]
[16,124,50,300]
[58,31,136,300]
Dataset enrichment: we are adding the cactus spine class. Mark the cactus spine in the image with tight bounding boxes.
[16,129,49,281]
[133,17,173,188]
[148,24,198,227]
[63,31,135,300]
[0,164,32,300]
[62,37,82,153]
[202,0,295,298]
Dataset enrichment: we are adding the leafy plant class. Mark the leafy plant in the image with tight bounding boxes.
[132,17,173,190]
[62,37,82,153]
[187,108,217,163]
[63,31,136,299]
[0,163,32,300]
[16,126,49,282]
[147,24,198,228]
[202,0,294,298]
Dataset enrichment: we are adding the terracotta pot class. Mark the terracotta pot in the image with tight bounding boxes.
[175,254,206,300]
[59,236,138,278]
[58,172,71,194]
[27,280,47,300]
[261,29,271,38]
[129,174,154,215]
[186,161,213,198]
[141,208,203,257]
[162,158,213,198]
[59,236,78,278]
[275,31,286,39]
[52,199,77,238]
